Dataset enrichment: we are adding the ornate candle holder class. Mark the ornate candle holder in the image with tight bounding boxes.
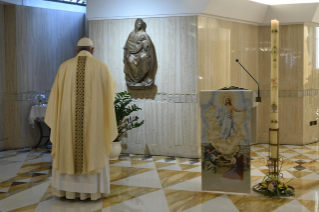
[269,128,280,176]
[253,128,295,197]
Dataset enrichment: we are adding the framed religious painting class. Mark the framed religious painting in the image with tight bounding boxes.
[200,90,254,193]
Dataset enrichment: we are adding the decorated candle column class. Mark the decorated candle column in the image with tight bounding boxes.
[270,20,279,159]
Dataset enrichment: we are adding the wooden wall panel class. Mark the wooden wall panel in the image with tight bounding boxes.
[197,16,259,91]
[303,24,319,144]
[3,5,19,150]
[0,5,6,150]
[2,5,85,150]
[258,25,304,145]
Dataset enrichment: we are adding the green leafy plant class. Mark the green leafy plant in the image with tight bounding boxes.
[114,91,144,141]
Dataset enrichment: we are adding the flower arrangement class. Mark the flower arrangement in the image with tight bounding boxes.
[34,94,46,101]
[257,174,294,197]
[35,94,46,106]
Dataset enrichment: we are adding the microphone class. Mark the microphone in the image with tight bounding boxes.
[235,59,261,102]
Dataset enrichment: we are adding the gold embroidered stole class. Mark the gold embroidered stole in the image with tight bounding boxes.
[75,56,87,174]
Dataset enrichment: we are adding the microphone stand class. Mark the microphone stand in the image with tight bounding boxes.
[236,59,261,102]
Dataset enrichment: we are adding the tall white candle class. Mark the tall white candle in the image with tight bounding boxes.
[270,19,279,158]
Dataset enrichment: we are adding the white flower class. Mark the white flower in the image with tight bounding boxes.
[268,183,275,192]
[35,94,46,100]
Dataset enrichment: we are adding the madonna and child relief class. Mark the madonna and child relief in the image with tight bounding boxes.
[200,91,252,193]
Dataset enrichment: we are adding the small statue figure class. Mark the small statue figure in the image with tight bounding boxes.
[123,18,157,90]
[271,102,277,113]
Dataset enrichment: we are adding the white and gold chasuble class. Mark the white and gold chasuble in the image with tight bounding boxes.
[45,51,117,175]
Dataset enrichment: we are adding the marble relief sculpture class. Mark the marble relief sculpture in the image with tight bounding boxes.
[123,18,157,90]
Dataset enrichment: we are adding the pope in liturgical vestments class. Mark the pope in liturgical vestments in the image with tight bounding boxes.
[45,38,118,200]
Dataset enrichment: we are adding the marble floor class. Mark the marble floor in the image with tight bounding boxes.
[0,144,319,211]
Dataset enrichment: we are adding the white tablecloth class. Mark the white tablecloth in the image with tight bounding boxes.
[29,105,47,124]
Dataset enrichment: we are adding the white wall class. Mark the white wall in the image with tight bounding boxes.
[0,0,86,13]
[87,0,319,25]
[87,0,211,20]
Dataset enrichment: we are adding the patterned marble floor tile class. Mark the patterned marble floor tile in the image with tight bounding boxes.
[33,166,51,173]
[184,166,201,172]
[165,176,202,192]
[7,182,29,193]
[279,145,290,149]
[102,185,160,208]
[156,158,178,164]
[280,153,300,159]
[109,166,153,182]
[297,199,319,211]
[109,160,131,167]
[290,159,312,163]
[0,187,10,193]
[40,186,54,202]
[251,158,268,169]
[130,160,153,167]
[251,144,266,148]
[17,162,50,175]
[175,157,193,164]
[255,148,269,153]
[133,161,156,169]
[35,196,103,212]
[293,146,313,150]
[0,192,6,201]
[179,164,201,171]
[288,179,319,199]
[0,181,13,190]
[164,189,223,212]
[287,170,312,178]
[154,162,174,169]
[303,154,319,160]
[130,155,153,161]
[256,152,270,158]
[251,147,265,152]
[1,146,319,211]
[281,159,300,170]
[251,176,265,183]
[272,199,310,212]
[302,150,319,155]
[109,159,129,165]
[30,174,48,183]
[152,156,170,162]
[8,203,39,212]
[251,169,266,177]
[158,163,182,171]
[290,154,314,160]
[305,145,319,150]
[111,170,162,188]
[251,152,262,157]
[285,145,301,149]
[0,162,25,183]
[302,160,319,172]
[103,189,169,212]
[300,172,319,180]
[0,180,51,212]
[184,194,239,212]
[157,170,201,188]
[228,194,294,212]
[14,173,33,182]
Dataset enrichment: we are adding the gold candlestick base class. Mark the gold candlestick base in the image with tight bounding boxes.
[253,128,295,196]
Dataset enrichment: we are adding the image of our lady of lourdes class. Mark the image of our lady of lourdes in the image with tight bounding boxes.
[203,95,249,181]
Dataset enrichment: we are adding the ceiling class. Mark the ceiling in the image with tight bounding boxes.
[250,0,319,5]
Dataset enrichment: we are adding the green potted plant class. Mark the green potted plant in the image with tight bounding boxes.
[109,91,144,160]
